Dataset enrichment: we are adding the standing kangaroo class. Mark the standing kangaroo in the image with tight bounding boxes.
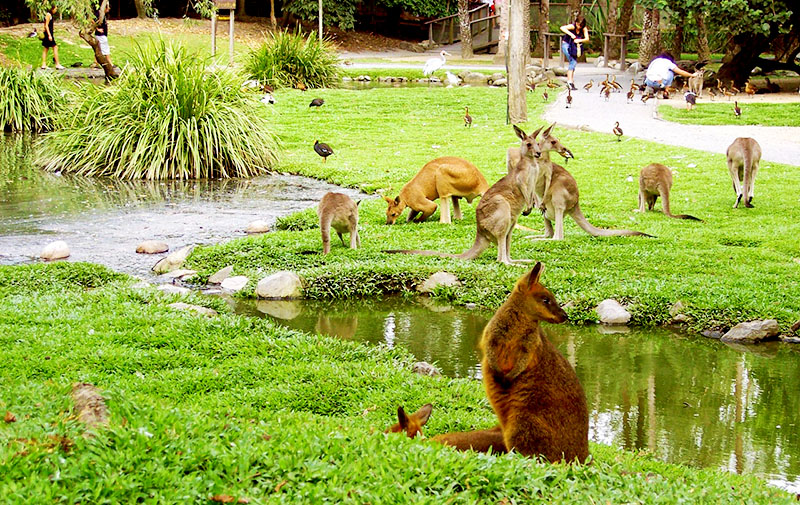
[387,263,590,463]
[526,125,651,240]
[318,192,360,254]
[726,137,761,208]
[384,126,544,265]
[638,163,702,221]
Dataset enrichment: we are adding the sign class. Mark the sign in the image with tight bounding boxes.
[214,0,236,9]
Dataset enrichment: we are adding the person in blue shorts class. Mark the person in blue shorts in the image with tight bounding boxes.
[560,14,589,91]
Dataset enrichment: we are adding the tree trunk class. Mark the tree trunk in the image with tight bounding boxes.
[236,0,250,20]
[717,34,770,88]
[695,10,710,63]
[638,8,661,67]
[133,0,147,19]
[523,0,530,61]
[458,0,473,59]
[79,31,117,81]
[567,0,580,21]
[671,11,685,58]
[611,0,634,54]
[494,0,509,63]
[270,0,277,29]
[507,0,527,123]
[538,0,549,66]
[606,0,618,54]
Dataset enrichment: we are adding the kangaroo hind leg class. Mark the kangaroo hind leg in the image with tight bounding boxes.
[452,196,463,220]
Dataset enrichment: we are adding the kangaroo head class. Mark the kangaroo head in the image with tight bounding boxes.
[384,195,406,225]
[516,262,568,324]
[385,404,433,438]
[513,125,544,159]
[538,123,574,160]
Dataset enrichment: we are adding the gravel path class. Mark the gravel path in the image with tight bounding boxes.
[544,63,800,166]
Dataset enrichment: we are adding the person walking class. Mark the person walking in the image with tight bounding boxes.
[92,2,113,68]
[40,5,65,70]
[560,14,589,91]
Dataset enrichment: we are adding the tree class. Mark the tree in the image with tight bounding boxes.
[458,0,473,59]
[494,0,509,63]
[694,10,710,63]
[270,0,277,29]
[134,0,147,18]
[538,0,549,65]
[507,0,527,123]
[610,0,634,54]
[638,7,661,66]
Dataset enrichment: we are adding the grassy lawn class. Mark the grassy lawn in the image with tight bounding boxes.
[1,262,794,504]
[185,85,800,334]
[660,102,800,127]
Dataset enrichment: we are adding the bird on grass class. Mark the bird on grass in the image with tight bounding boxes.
[296,81,307,91]
[566,88,572,108]
[309,98,325,107]
[542,90,549,102]
[734,101,742,117]
[583,79,593,92]
[423,50,451,77]
[27,28,37,38]
[527,82,536,93]
[314,140,333,162]
[260,93,276,105]
[464,106,472,127]
[546,79,560,89]
[684,90,697,110]
[613,121,623,141]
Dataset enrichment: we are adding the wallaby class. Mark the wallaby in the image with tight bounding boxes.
[384,126,544,265]
[526,125,652,240]
[384,157,489,225]
[318,192,360,254]
[385,404,432,438]
[687,70,704,98]
[638,163,702,221]
[387,263,590,463]
[726,137,761,208]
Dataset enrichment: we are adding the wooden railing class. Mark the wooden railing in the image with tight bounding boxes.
[425,4,498,53]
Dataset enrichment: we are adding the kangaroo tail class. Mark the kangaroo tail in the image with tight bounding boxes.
[570,203,654,237]
[456,233,490,260]
[661,188,703,222]
[670,213,703,221]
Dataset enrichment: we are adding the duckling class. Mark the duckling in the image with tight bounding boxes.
[314,140,333,162]
[309,98,325,107]
[464,106,472,127]
[729,81,741,95]
[708,87,718,100]
[612,121,623,141]
[566,88,573,108]
[527,82,536,93]
[723,88,734,100]
[600,74,610,91]
[296,81,308,91]
[745,81,756,97]
[609,75,623,92]
[583,79,593,92]
[543,90,549,101]
[546,79,560,89]
[734,101,741,117]
[684,90,697,110]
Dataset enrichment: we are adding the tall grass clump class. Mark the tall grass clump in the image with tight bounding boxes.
[245,29,339,89]
[0,66,64,132]
[36,40,279,179]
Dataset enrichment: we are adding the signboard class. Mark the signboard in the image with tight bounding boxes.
[214,0,236,9]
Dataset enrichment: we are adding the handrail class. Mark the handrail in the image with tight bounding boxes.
[425,4,487,25]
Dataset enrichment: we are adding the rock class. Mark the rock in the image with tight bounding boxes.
[489,72,505,83]
[208,265,234,284]
[462,71,490,85]
[750,66,762,75]
[168,302,218,317]
[397,41,424,53]
[416,77,429,83]
[552,67,568,77]
[161,269,196,279]
[40,240,70,261]
[672,314,690,323]
[245,220,270,234]
[256,300,302,319]
[152,245,193,274]
[625,62,642,75]
[157,284,190,295]
[396,76,408,83]
[378,76,392,82]
[465,303,477,309]
[256,271,303,299]
[791,319,800,333]
[542,70,556,81]
[669,301,689,323]
[492,77,508,87]
[136,240,169,254]
[341,76,352,82]
[220,275,249,292]
[595,299,631,325]
[417,272,462,294]
[412,361,440,377]
[721,320,780,344]
[781,335,800,344]
[356,75,371,82]
[702,330,723,339]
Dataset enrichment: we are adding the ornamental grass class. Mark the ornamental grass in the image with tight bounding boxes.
[245,29,339,89]
[0,66,64,132]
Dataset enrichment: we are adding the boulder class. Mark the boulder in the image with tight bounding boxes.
[413,361,441,377]
[152,245,193,274]
[245,220,270,234]
[256,271,302,299]
[429,76,441,83]
[721,320,780,344]
[542,70,557,81]
[136,240,169,254]
[157,284,190,295]
[791,319,800,333]
[595,299,631,325]
[341,76,352,82]
[552,67,568,77]
[782,335,800,344]
[208,265,234,284]
[669,301,689,323]
[167,302,218,317]
[491,77,508,87]
[462,71,490,85]
[489,72,505,82]
[417,272,461,294]
[220,275,249,292]
[40,240,70,261]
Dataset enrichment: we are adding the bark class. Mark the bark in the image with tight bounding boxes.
[671,11,685,58]
[538,0,549,64]
[695,10,710,63]
[507,0,527,123]
[523,0,531,61]
[133,0,147,19]
[458,0,473,59]
[567,0,581,21]
[606,0,618,52]
[638,8,661,67]
[270,0,277,29]
[716,34,770,88]
[494,0,509,62]
[79,31,117,81]
[611,0,634,54]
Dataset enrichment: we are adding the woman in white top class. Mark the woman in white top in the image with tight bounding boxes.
[644,52,693,93]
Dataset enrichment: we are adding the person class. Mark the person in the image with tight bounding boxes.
[92,2,113,68]
[644,52,693,96]
[40,5,64,70]
[560,14,589,91]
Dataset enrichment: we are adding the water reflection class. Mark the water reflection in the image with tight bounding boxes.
[236,296,800,492]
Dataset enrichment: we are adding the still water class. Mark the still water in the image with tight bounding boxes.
[237,296,800,492]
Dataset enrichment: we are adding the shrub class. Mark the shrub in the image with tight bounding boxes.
[0,66,64,132]
[245,29,339,89]
[36,40,280,179]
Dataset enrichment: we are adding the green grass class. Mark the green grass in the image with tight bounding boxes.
[184,85,800,334]
[659,102,800,127]
[0,65,65,132]
[0,262,794,503]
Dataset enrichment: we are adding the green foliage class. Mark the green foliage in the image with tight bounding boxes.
[283,0,360,30]
[275,207,319,231]
[0,262,128,294]
[0,66,64,132]
[35,40,280,179]
[245,29,339,89]
[703,0,795,38]
[659,102,800,127]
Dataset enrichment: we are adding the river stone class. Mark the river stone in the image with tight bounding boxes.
[413,361,441,377]
[157,284,190,295]
[462,71,490,85]
[782,335,800,344]
[162,269,197,280]
[256,271,302,299]
[670,301,689,323]
[492,77,508,87]
[596,299,631,325]
[152,245,193,274]
[136,240,169,254]
[40,240,70,261]
[168,302,217,317]
[208,265,234,284]
[721,320,780,344]
[791,319,800,333]
[221,275,249,292]
[489,72,505,82]
[417,272,461,294]
[245,220,270,234]
[542,70,557,81]
[702,330,723,339]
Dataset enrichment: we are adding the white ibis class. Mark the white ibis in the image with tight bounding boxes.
[314,140,333,162]
[423,50,451,77]
[445,71,461,87]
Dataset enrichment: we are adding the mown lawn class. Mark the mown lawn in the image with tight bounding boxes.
[187,85,800,333]
[0,262,794,504]
[659,102,800,127]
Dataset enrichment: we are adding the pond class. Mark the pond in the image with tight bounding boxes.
[0,134,364,277]
[236,296,800,493]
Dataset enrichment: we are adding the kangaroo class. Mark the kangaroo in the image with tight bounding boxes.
[526,125,652,240]
[687,70,704,98]
[384,126,544,265]
[318,192,360,254]
[387,263,590,463]
[384,157,489,225]
[638,163,702,221]
[726,137,761,208]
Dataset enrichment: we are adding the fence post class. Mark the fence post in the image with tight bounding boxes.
[428,23,433,45]
[603,34,609,67]
[620,35,627,70]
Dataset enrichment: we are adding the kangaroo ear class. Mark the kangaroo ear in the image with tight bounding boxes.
[356,200,361,207]
[412,403,433,426]
[383,196,393,204]
[527,262,544,289]
[543,122,556,137]
[394,196,401,205]
[531,126,544,139]
[513,125,526,140]
[397,406,409,430]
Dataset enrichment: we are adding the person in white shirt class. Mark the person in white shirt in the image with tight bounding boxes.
[644,52,693,95]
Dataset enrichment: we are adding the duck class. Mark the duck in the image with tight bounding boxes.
[612,121,623,141]
[734,101,741,117]
[527,82,536,93]
[600,74,610,90]
[744,81,756,97]
[542,90,549,101]
[464,106,472,127]
[626,89,634,103]
[708,87,718,100]
[684,90,697,110]
[423,50,451,76]
[27,27,37,38]
[729,81,741,95]
[566,88,572,108]
[546,79,560,89]
[603,87,611,101]
[609,75,623,92]
[314,140,333,162]
[765,77,781,93]
[583,79,593,92]
[260,93,276,105]
[296,81,307,91]
[309,98,325,107]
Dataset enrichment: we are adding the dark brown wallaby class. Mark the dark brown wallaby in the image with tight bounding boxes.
[318,192,360,254]
[638,163,702,221]
[726,137,761,208]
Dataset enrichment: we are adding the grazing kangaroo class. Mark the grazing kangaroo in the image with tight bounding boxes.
[726,137,762,208]
[527,125,651,240]
[384,157,489,225]
[384,126,544,265]
[388,263,590,463]
[318,192,360,254]
[638,164,702,221]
